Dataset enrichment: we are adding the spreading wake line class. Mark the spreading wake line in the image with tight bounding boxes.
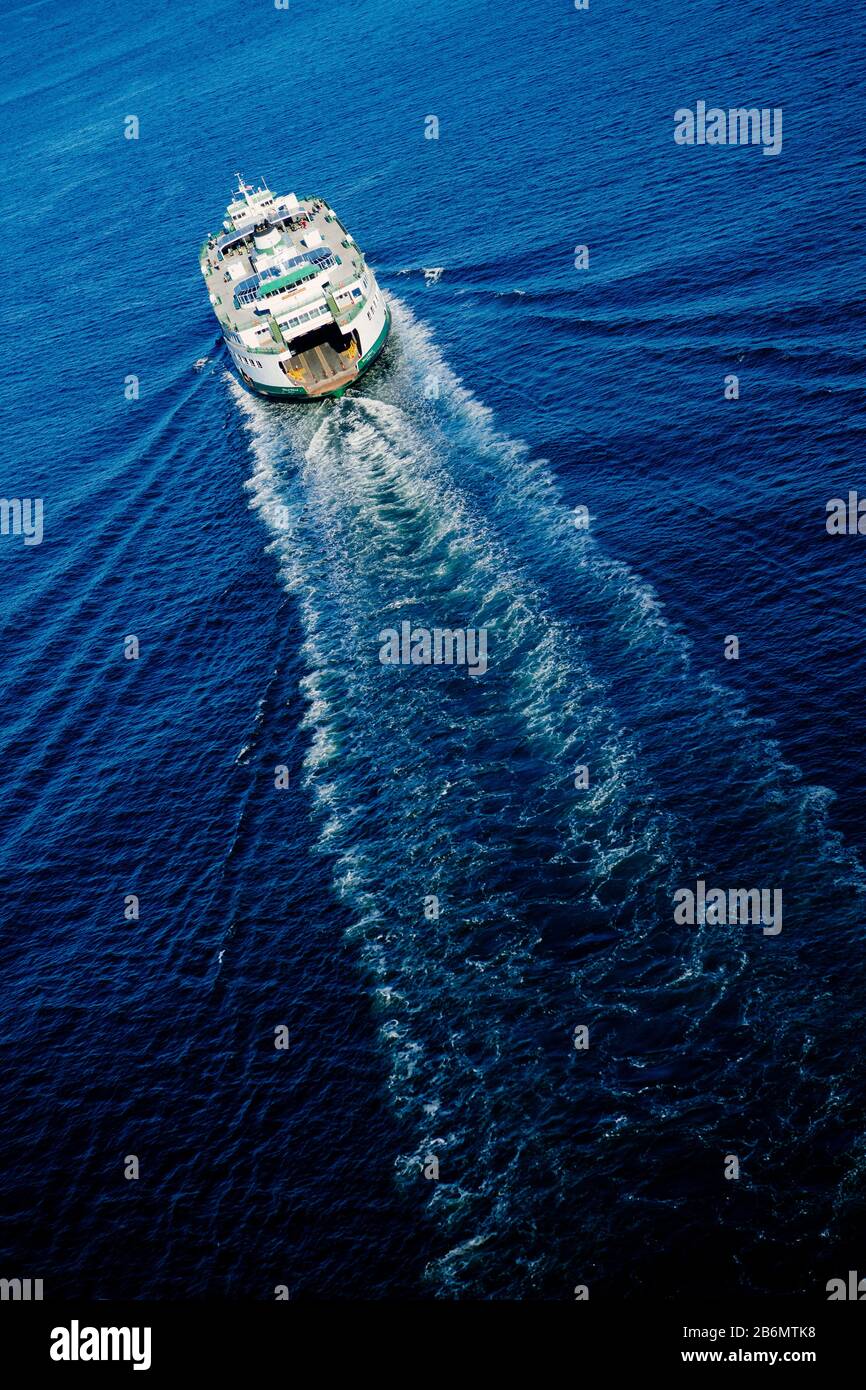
[230,296,866,1297]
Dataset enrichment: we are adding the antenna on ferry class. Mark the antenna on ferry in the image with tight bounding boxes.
[235,172,253,207]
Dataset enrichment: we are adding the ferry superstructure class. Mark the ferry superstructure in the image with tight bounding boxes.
[199,176,390,399]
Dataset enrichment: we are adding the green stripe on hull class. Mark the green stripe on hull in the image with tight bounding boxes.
[356,304,392,373]
[238,306,391,402]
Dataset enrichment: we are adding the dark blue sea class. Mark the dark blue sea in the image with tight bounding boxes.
[1,0,865,1300]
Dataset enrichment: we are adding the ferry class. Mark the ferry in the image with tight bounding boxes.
[199,176,390,399]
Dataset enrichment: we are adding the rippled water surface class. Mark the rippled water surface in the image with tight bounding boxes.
[1,0,864,1298]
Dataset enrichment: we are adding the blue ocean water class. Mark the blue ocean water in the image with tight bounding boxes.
[1,0,865,1299]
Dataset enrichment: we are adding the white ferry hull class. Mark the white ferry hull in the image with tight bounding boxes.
[230,297,390,401]
[200,180,391,401]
